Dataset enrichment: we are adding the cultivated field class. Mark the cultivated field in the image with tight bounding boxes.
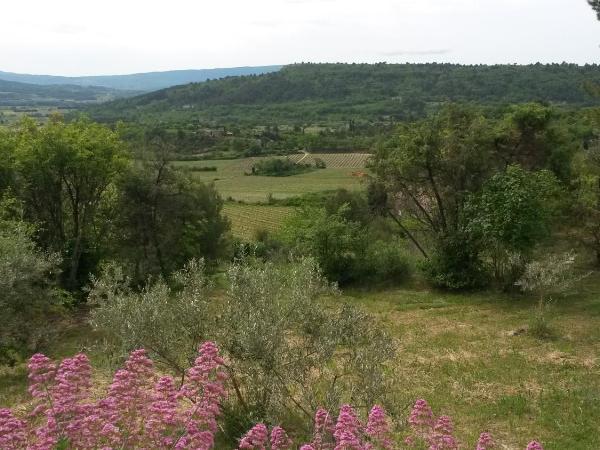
[175,152,371,202]
[223,203,296,240]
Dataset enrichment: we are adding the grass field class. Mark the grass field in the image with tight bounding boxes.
[2,275,599,448]
[223,203,296,240]
[175,153,370,203]
[342,275,600,449]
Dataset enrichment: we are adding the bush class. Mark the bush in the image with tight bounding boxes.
[0,218,64,363]
[280,206,364,284]
[421,234,488,290]
[250,158,313,176]
[89,257,395,425]
[361,239,412,284]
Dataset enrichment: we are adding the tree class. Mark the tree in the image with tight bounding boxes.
[114,155,230,282]
[281,206,364,283]
[370,105,496,258]
[13,116,129,290]
[466,165,561,287]
[371,104,571,289]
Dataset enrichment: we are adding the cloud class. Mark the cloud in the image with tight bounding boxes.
[380,48,452,56]
[50,23,87,35]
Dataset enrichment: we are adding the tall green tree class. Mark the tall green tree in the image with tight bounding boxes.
[370,105,495,258]
[13,116,129,290]
[114,154,230,282]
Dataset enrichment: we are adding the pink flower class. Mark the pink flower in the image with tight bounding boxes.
[365,405,392,449]
[526,441,544,450]
[312,407,334,449]
[333,404,363,450]
[0,409,27,450]
[239,423,268,449]
[408,399,434,429]
[428,416,457,450]
[476,432,494,450]
[270,425,292,450]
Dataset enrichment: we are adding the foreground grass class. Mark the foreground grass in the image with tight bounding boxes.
[341,276,600,449]
[1,276,599,448]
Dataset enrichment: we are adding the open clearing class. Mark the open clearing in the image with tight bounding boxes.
[174,153,370,202]
[340,274,600,449]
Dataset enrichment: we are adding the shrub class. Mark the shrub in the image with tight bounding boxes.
[361,239,412,284]
[421,234,488,290]
[89,259,213,376]
[251,158,313,176]
[89,257,395,426]
[0,217,63,363]
[280,206,364,284]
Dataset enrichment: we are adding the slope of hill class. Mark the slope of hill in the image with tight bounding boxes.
[88,63,600,125]
[0,79,137,107]
[0,66,283,92]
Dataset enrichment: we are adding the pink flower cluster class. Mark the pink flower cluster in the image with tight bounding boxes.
[0,344,546,450]
[404,399,542,450]
[238,423,293,450]
[1,341,226,449]
[298,404,392,450]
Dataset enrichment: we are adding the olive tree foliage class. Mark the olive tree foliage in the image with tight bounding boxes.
[0,201,63,363]
[88,257,395,426]
[516,252,579,309]
[88,259,212,377]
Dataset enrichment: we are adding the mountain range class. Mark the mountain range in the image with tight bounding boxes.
[0,66,283,92]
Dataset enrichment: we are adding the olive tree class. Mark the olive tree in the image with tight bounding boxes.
[88,257,395,430]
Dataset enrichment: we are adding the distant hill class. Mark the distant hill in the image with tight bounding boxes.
[0,79,137,107]
[0,66,283,92]
[87,63,600,125]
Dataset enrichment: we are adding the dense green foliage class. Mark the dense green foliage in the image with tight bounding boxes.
[371,104,574,289]
[0,79,136,107]
[0,118,231,292]
[281,191,411,285]
[250,157,313,176]
[89,63,600,126]
[112,157,230,282]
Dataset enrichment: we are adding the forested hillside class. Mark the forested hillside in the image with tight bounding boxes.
[0,79,136,106]
[89,63,600,124]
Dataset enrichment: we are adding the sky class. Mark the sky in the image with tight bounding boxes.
[0,0,598,76]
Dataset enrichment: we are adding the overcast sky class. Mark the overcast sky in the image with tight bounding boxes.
[0,0,598,76]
